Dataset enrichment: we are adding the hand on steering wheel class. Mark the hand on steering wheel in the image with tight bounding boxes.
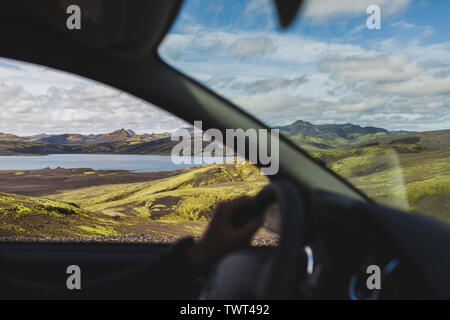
[187,196,264,266]
[195,180,307,299]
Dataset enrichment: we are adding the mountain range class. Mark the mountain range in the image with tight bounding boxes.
[0,121,437,156]
[0,128,171,145]
[274,120,415,149]
[275,120,388,137]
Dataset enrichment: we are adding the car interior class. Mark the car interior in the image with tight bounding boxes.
[0,0,449,300]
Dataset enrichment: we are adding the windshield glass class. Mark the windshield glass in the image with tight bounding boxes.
[159,0,450,223]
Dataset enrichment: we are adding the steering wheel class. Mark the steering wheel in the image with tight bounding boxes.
[201,180,308,299]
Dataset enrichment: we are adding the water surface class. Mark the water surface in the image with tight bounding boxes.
[0,154,231,172]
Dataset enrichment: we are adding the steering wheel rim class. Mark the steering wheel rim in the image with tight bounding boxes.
[254,180,307,299]
[199,180,307,300]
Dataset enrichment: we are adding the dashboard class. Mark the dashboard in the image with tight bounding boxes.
[201,190,440,299]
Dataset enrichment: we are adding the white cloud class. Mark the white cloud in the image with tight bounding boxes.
[158,33,196,61]
[376,37,450,63]
[244,0,272,15]
[229,36,276,58]
[0,79,187,136]
[371,74,450,96]
[233,87,450,131]
[318,52,450,97]
[0,58,90,94]
[319,53,423,82]
[392,21,416,30]
[206,75,307,94]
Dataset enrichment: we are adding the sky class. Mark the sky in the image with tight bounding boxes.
[0,58,187,135]
[1,0,449,135]
[159,0,450,132]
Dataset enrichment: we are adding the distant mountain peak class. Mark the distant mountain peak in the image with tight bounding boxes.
[110,128,129,135]
[99,128,135,138]
[275,120,388,138]
[292,119,311,124]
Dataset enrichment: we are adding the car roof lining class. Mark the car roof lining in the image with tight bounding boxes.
[4,0,180,62]
[0,0,367,202]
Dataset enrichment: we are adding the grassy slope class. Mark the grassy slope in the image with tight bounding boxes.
[0,162,268,238]
[287,131,394,150]
[46,162,267,220]
[307,130,450,223]
[0,192,119,237]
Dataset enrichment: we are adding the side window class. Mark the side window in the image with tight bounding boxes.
[0,58,271,243]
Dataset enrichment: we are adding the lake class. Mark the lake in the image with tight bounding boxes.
[0,154,233,172]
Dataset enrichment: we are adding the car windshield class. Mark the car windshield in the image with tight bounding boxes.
[158,0,450,224]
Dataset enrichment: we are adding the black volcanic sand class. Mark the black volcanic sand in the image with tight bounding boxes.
[0,167,196,196]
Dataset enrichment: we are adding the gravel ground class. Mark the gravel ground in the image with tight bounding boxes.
[0,234,279,246]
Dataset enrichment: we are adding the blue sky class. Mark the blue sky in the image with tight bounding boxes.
[159,0,450,131]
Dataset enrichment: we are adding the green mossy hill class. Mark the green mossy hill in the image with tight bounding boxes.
[355,130,450,151]
[0,192,83,217]
[0,137,178,156]
[0,192,118,238]
[309,143,450,223]
[288,132,393,150]
[46,162,268,223]
[285,127,449,153]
